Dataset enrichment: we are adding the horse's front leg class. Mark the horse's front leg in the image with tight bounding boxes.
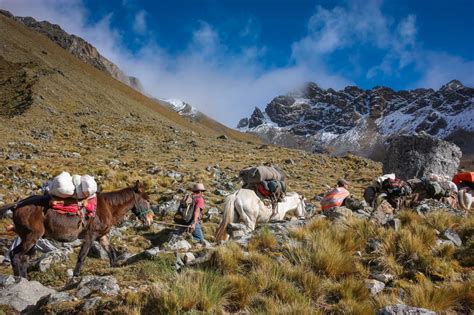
[73,233,95,276]
[11,237,38,279]
[99,235,117,267]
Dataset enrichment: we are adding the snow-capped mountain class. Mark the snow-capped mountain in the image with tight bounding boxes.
[157,98,201,118]
[238,80,474,159]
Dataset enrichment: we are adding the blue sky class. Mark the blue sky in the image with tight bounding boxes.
[1,0,473,125]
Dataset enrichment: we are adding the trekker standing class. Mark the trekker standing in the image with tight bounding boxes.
[188,183,206,244]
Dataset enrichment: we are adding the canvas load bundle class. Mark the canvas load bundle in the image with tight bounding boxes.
[239,166,286,185]
[49,172,98,199]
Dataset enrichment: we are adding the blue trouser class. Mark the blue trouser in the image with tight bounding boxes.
[192,222,205,242]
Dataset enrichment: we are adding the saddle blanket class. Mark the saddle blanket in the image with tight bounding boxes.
[50,194,97,217]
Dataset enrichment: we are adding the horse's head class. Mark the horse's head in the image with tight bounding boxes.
[131,180,154,226]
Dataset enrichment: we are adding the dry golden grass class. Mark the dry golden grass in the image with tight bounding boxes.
[248,227,278,252]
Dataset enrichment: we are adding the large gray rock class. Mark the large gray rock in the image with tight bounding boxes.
[366,279,385,295]
[0,275,55,312]
[75,275,120,298]
[383,133,461,180]
[377,304,436,315]
[31,247,73,272]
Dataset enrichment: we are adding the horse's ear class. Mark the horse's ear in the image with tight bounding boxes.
[135,180,145,193]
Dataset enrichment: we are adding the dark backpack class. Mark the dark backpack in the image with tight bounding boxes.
[382,178,411,197]
[426,181,451,198]
[174,193,195,225]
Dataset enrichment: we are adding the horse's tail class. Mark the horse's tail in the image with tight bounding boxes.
[215,192,237,242]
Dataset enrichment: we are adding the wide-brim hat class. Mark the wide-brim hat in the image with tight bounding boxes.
[192,183,206,192]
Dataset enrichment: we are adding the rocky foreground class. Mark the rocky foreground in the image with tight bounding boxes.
[0,190,472,314]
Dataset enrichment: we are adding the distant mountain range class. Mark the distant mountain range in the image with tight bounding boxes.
[238,80,474,160]
[0,9,143,92]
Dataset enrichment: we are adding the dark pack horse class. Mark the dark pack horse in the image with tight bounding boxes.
[0,180,154,278]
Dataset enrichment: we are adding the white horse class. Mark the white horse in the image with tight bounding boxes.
[215,189,306,242]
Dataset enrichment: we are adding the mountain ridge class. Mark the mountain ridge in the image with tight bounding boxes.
[239,80,474,160]
[0,9,144,93]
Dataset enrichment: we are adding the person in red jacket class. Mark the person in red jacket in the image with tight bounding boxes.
[452,171,474,190]
[321,179,365,211]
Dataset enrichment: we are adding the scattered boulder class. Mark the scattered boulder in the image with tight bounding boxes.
[370,272,394,284]
[377,304,436,315]
[182,252,196,265]
[157,199,180,215]
[42,291,74,304]
[31,247,73,272]
[227,223,253,246]
[366,279,385,295]
[75,275,120,298]
[120,246,160,265]
[415,199,465,217]
[441,228,462,246]
[0,275,55,312]
[88,241,109,260]
[383,133,461,180]
[217,135,228,140]
[324,206,353,221]
[164,234,192,251]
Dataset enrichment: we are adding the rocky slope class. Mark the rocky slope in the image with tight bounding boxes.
[0,9,144,93]
[239,81,474,160]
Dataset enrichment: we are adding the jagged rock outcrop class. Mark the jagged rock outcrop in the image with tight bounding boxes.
[239,80,474,159]
[383,133,462,180]
[0,9,143,92]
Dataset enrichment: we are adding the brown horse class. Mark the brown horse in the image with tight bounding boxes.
[4,180,154,278]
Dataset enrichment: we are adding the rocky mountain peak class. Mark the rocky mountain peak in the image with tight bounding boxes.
[440,79,465,91]
[240,80,474,159]
[0,10,143,93]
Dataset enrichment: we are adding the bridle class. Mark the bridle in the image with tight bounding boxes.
[131,188,153,219]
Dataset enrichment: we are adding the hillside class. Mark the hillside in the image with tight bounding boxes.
[0,12,472,315]
[0,9,144,93]
[239,82,474,161]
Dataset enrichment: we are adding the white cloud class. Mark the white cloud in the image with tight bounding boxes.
[415,52,474,88]
[132,9,146,34]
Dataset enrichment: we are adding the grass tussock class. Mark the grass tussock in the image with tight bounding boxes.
[402,275,474,313]
[248,227,278,252]
[144,269,231,314]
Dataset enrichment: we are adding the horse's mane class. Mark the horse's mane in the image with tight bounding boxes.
[99,188,134,207]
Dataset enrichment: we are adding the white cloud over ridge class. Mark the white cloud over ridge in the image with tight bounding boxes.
[0,0,472,126]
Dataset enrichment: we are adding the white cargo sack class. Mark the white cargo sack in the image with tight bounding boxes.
[72,174,85,199]
[374,173,396,189]
[49,171,75,198]
[80,175,97,198]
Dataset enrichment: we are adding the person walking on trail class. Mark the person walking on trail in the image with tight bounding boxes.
[187,183,206,244]
[321,179,365,211]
